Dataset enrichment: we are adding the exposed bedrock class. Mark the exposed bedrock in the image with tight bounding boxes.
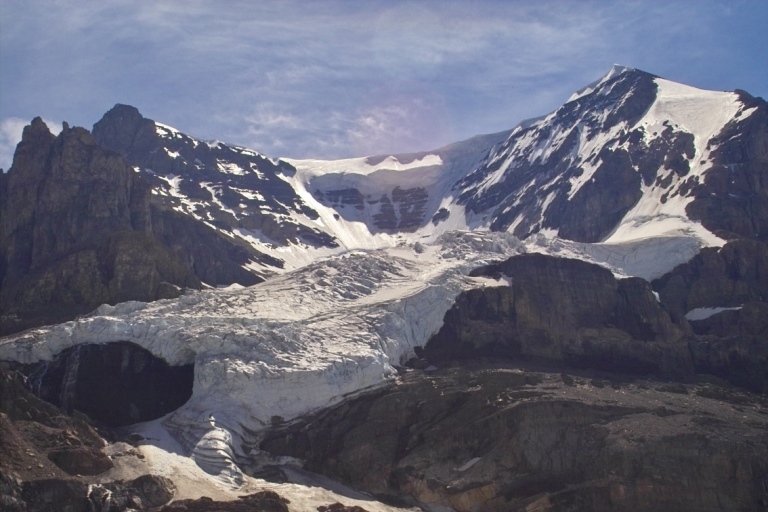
[314,185,431,233]
[156,490,291,512]
[420,253,691,378]
[27,341,193,426]
[0,367,176,511]
[0,117,270,336]
[686,91,768,241]
[652,239,768,392]
[16,474,175,512]
[0,119,200,335]
[652,239,768,317]
[262,364,768,512]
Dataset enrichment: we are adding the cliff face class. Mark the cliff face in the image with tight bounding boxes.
[419,250,768,392]
[0,119,199,334]
[0,119,264,336]
[651,239,768,392]
[421,253,691,377]
[686,91,768,241]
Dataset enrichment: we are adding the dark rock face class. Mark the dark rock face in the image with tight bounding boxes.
[652,239,768,392]
[93,104,336,250]
[687,91,768,241]
[313,185,431,233]
[317,503,370,512]
[157,490,290,512]
[421,253,690,377]
[28,342,193,426]
[431,207,450,225]
[262,363,768,512]
[422,249,768,392]
[150,205,272,285]
[0,116,275,335]
[0,120,198,334]
[652,239,768,317]
[47,447,113,476]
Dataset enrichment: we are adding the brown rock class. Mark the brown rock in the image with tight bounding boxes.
[47,447,113,475]
[157,490,290,511]
[0,120,199,335]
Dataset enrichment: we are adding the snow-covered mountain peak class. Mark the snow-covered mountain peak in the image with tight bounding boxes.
[567,64,637,103]
[87,68,762,281]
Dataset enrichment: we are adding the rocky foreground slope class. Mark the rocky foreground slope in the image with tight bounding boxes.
[262,362,768,512]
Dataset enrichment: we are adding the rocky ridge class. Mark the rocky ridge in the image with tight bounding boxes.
[92,104,338,253]
[0,118,271,335]
[3,66,766,335]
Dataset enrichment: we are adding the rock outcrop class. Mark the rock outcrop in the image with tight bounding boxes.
[0,118,268,336]
[0,120,196,334]
[0,367,176,511]
[686,91,768,241]
[262,362,768,512]
[156,490,290,512]
[652,239,768,317]
[652,239,768,392]
[92,104,337,250]
[421,253,690,377]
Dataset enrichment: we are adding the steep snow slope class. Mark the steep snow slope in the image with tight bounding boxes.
[602,77,747,246]
[453,67,753,247]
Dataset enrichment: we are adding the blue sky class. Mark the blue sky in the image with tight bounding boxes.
[1,0,766,169]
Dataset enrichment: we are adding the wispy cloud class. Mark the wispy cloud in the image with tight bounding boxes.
[1,1,766,161]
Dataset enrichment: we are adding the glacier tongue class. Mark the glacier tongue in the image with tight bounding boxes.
[0,232,526,460]
[0,228,712,476]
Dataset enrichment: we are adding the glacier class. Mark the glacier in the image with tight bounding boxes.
[0,228,712,479]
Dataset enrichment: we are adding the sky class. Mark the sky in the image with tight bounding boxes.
[1,0,766,170]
